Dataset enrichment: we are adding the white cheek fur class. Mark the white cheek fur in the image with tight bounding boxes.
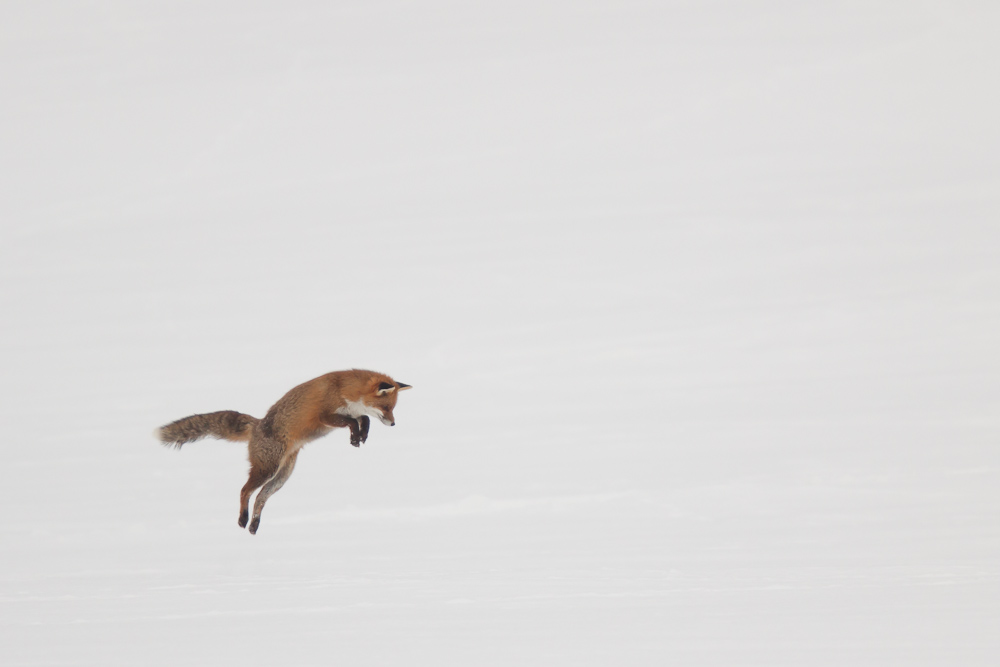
[336,399,385,422]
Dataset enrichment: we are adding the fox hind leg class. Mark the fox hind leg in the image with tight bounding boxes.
[239,463,275,529]
[248,451,299,535]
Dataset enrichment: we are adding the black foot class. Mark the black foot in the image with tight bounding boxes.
[238,510,248,528]
[248,517,260,534]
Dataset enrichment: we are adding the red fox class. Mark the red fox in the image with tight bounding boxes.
[156,369,411,534]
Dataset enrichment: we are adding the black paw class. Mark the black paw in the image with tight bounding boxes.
[238,511,249,528]
[248,517,260,534]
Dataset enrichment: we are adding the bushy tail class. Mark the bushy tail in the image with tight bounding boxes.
[156,410,258,448]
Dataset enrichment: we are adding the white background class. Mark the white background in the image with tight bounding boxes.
[1,2,998,664]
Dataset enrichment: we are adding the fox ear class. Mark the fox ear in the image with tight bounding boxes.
[396,382,412,391]
[376,382,396,396]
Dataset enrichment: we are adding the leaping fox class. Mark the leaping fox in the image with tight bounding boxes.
[156,369,411,534]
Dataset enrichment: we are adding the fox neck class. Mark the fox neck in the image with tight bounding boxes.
[336,398,390,425]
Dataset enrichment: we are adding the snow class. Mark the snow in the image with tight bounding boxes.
[1,2,998,665]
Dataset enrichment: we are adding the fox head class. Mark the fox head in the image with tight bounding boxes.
[364,379,412,426]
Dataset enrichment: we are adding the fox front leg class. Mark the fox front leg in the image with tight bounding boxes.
[320,413,366,447]
[357,416,370,444]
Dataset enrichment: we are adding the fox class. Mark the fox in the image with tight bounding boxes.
[156,369,411,535]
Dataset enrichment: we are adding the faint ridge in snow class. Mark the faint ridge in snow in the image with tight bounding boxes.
[271,491,662,524]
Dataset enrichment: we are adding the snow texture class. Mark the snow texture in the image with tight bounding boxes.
[1,2,998,665]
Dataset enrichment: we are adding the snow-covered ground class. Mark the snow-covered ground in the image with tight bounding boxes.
[2,2,998,665]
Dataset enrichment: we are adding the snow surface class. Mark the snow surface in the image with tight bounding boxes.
[2,2,999,665]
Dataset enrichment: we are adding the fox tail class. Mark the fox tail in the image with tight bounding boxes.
[156,411,258,448]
